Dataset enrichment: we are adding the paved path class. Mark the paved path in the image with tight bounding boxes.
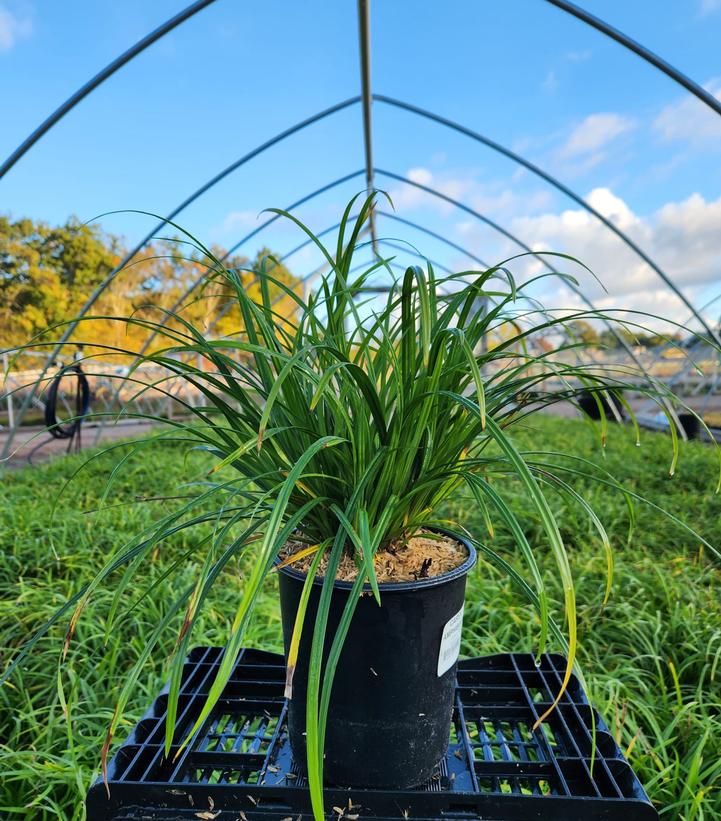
[4,393,721,470]
[0,421,161,469]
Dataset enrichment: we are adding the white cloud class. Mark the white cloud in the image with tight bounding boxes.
[552,281,701,333]
[408,167,432,186]
[0,4,32,52]
[541,70,558,94]
[509,188,721,310]
[451,187,721,328]
[213,210,259,238]
[387,166,475,213]
[700,0,721,14]
[559,113,636,158]
[653,79,721,143]
[388,167,552,221]
[566,49,592,62]
[585,187,636,226]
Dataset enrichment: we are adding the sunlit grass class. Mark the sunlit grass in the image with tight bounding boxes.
[1,415,719,819]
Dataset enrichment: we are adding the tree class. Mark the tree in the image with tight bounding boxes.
[599,327,636,348]
[566,320,599,345]
[0,215,300,357]
[0,215,120,347]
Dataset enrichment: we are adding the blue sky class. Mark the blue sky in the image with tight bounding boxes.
[2,0,721,327]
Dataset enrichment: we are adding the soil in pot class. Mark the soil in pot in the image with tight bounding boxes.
[277,531,476,789]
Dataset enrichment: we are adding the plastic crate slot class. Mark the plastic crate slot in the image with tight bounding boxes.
[529,687,547,703]
[491,744,506,761]
[557,758,604,797]
[477,777,494,793]
[186,646,222,664]
[498,719,515,740]
[180,663,213,693]
[471,744,487,762]
[568,757,625,799]
[540,722,557,747]
[457,684,525,705]
[572,727,620,759]
[516,721,531,741]
[537,778,554,795]
[476,774,558,796]
[474,759,554,776]
[111,745,172,782]
[182,759,263,786]
[86,649,658,821]
[457,670,519,688]
[132,718,159,743]
[467,715,548,767]
[607,758,645,799]
[481,720,496,740]
[233,663,286,681]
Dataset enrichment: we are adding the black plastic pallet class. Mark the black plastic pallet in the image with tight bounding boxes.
[87,646,658,821]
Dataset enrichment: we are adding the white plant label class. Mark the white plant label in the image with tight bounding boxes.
[437,604,464,677]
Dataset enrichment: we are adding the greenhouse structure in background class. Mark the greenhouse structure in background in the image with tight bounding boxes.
[2,0,721,465]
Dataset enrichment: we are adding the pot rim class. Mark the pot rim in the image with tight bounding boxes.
[276,527,477,592]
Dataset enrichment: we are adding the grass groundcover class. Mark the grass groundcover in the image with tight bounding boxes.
[1,415,720,820]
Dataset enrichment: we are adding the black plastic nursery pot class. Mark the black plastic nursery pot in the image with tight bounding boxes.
[578,389,624,421]
[677,412,701,439]
[277,530,476,790]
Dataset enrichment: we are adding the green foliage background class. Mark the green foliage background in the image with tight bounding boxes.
[1,416,719,820]
[0,213,298,355]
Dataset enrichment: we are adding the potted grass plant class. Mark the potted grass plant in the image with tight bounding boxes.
[6,192,719,820]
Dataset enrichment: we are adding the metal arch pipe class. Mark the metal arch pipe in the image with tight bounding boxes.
[545,0,721,119]
[209,210,499,339]
[373,95,721,348]
[194,215,364,339]
[212,200,631,378]
[136,204,479,374]
[372,212,620,369]
[0,100,361,458]
[201,216,467,340]
[142,214,464,356]
[134,168,364,349]
[217,195,686,435]
[186,213,615,422]
[203,237,456,341]
[194,222,602,421]
[376,210,489,268]
[0,0,714,326]
[374,168,663,388]
[378,167,574,276]
[373,212,621,364]
[357,0,378,251]
[89,170,365,443]
[374,239,457,277]
[205,211,493,337]
[202,225,594,404]
[0,0,219,181]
